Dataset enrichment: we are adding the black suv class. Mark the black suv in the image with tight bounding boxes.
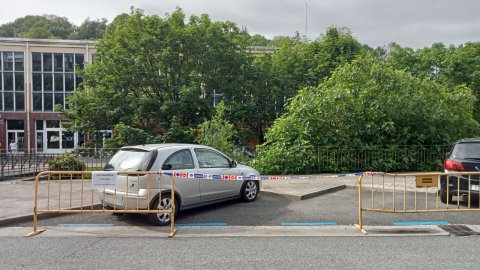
[440,138,480,203]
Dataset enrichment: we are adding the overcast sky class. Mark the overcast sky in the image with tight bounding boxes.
[1,0,479,49]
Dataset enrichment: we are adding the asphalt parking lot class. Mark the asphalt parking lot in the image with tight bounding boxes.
[12,187,480,228]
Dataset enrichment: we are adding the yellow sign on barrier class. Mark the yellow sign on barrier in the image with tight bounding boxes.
[415,175,439,188]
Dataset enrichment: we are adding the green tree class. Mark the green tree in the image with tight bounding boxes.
[196,102,238,157]
[18,27,55,39]
[443,42,480,120]
[64,8,249,140]
[0,15,74,38]
[386,42,480,122]
[69,18,108,40]
[253,55,479,174]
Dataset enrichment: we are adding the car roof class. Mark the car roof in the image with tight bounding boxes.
[456,138,480,144]
[120,143,213,151]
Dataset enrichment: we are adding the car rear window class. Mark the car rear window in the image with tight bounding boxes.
[451,142,480,159]
[105,149,156,171]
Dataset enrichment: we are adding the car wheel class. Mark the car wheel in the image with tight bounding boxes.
[241,180,259,202]
[148,193,179,226]
[440,189,452,204]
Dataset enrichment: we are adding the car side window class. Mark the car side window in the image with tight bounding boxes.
[163,149,195,170]
[194,148,230,168]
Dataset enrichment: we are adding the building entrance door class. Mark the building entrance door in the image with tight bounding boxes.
[6,120,25,153]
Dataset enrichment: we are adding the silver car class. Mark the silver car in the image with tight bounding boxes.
[98,144,260,225]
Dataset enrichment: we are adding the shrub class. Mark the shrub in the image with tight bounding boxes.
[48,153,86,172]
[254,55,480,174]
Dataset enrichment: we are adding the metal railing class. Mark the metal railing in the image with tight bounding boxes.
[314,145,451,173]
[356,172,480,233]
[0,150,116,180]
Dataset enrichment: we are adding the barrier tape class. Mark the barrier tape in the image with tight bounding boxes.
[161,171,385,181]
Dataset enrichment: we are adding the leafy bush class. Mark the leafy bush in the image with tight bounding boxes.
[254,55,479,174]
[48,153,86,172]
[196,102,238,158]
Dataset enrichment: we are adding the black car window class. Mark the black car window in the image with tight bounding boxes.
[194,148,230,168]
[452,142,480,159]
[163,149,195,170]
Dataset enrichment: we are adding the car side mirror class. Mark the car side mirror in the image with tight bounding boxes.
[230,160,237,168]
[445,151,451,159]
[161,164,172,170]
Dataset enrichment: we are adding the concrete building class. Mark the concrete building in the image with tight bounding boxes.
[0,38,96,153]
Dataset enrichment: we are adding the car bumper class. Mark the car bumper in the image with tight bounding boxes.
[440,175,480,196]
[98,189,152,210]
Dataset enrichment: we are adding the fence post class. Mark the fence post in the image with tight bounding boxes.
[358,176,363,229]
[355,175,368,234]
[1,152,4,179]
[317,146,321,173]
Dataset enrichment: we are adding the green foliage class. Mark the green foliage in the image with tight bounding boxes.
[161,116,195,143]
[386,42,480,123]
[48,153,86,171]
[0,15,74,39]
[65,8,248,137]
[18,27,55,39]
[254,55,480,174]
[70,18,107,40]
[196,102,238,157]
[0,14,106,40]
[106,123,152,148]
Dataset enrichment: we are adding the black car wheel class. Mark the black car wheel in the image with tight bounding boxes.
[440,188,453,204]
[148,193,179,226]
[241,180,259,202]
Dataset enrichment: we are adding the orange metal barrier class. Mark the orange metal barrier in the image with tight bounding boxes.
[356,172,480,233]
[25,171,176,237]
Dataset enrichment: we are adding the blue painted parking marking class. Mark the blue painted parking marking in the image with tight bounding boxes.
[281,222,337,226]
[57,224,115,227]
[175,222,228,227]
[394,221,449,226]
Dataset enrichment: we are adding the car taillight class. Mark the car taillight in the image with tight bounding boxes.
[444,159,465,171]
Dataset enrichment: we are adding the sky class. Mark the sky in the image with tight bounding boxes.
[1,0,479,49]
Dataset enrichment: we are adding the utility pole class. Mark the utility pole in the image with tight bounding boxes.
[305,1,308,38]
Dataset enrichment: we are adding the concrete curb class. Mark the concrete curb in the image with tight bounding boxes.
[0,204,102,227]
[260,184,347,200]
[0,225,455,238]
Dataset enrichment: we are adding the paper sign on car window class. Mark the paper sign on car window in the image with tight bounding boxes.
[92,171,117,189]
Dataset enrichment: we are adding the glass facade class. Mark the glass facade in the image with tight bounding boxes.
[35,120,84,152]
[1,52,25,111]
[0,40,93,153]
[31,52,84,112]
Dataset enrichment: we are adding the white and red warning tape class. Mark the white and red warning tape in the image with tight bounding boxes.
[162,171,384,181]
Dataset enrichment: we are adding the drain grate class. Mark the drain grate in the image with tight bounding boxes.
[438,225,480,236]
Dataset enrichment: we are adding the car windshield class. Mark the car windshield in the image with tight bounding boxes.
[451,143,480,159]
[105,149,151,171]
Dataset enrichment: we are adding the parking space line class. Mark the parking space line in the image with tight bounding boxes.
[393,221,449,226]
[57,224,115,227]
[175,222,228,227]
[281,222,337,226]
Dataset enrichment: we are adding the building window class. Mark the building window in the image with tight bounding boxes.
[35,120,84,152]
[31,52,84,112]
[1,51,25,112]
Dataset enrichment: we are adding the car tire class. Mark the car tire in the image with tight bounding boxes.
[148,193,179,226]
[241,180,259,202]
[440,188,452,204]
